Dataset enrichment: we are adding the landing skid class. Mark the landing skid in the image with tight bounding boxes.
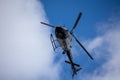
[50,34,58,51]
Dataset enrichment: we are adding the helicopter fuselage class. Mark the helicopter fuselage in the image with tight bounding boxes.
[55,27,72,51]
[55,26,81,77]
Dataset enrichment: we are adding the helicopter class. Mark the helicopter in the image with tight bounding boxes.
[40,12,93,78]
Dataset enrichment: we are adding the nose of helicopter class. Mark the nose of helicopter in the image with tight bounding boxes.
[55,27,66,39]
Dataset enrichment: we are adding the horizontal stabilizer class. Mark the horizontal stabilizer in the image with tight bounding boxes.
[65,60,80,67]
[65,60,71,64]
[74,63,80,67]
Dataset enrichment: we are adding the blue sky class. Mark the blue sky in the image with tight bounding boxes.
[40,0,120,80]
[41,0,120,38]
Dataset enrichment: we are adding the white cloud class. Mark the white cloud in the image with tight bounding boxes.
[87,37,103,52]
[0,0,59,80]
[80,16,120,80]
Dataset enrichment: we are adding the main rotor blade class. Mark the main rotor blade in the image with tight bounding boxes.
[70,12,82,33]
[40,22,56,28]
[72,33,93,60]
